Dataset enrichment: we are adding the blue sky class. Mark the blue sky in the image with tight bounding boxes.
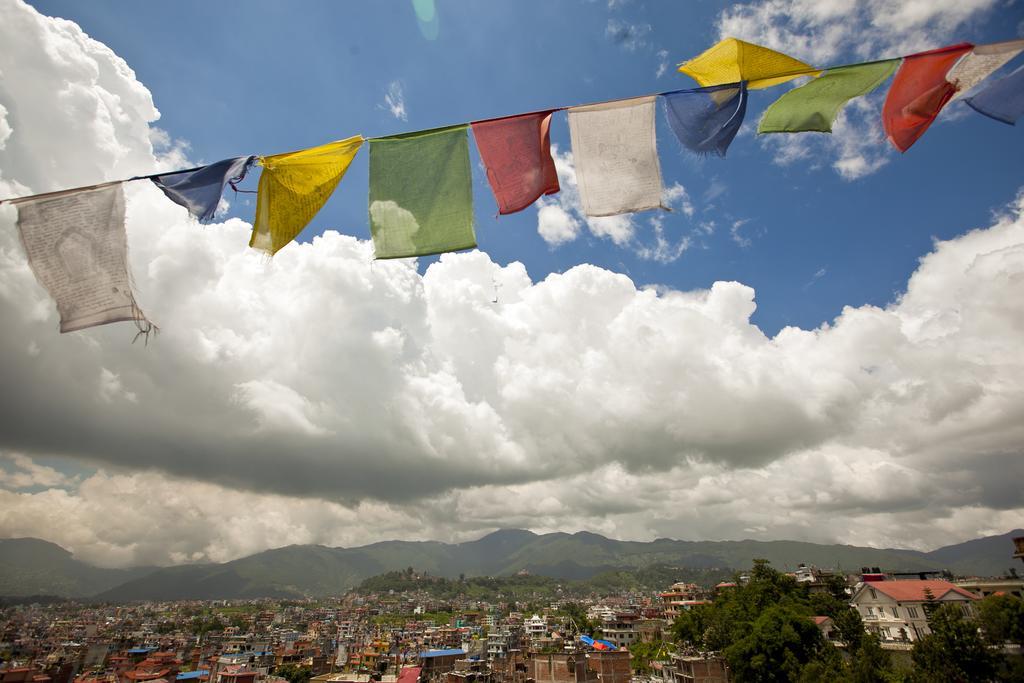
[1,0,1023,565]
[28,0,1024,335]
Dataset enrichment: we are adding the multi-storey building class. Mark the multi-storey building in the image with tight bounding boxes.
[849,579,979,642]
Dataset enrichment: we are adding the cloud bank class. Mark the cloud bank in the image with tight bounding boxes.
[0,0,1022,567]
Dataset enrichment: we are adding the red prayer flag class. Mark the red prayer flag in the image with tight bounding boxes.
[882,43,973,152]
[471,110,560,215]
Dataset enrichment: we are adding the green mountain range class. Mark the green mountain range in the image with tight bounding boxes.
[1,528,1020,601]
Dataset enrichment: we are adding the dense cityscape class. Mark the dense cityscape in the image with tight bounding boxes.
[2,535,1023,683]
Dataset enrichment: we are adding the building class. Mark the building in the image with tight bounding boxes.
[523,616,546,640]
[811,617,836,642]
[486,629,521,661]
[583,652,629,683]
[527,654,596,683]
[658,584,709,622]
[956,578,1024,600]
[849,579,980,642]
[663,654,729,683]
[416,650,465,682]
[1013,536,1024,565]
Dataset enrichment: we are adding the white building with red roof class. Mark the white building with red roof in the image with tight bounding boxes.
[849,579,980,643]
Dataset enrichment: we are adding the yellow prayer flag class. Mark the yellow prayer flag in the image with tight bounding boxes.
[678,38,820,90]
[250,136,363,255]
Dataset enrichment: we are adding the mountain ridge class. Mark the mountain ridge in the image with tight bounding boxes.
[1,528,1019,601]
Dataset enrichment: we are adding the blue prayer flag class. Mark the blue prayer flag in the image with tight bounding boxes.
[662,83,748,157]
[964,64,1024,125]
[151,156,254,223]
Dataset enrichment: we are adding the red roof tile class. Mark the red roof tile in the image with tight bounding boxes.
[865,580,978,602]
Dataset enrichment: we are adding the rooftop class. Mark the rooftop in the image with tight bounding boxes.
[862,579,979,602]
[417,649,465,659]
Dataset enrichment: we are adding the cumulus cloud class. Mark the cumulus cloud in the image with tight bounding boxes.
[0,0,1022,565]
[715,0,1000,179]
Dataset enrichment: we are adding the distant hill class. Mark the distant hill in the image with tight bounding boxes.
[921,529,1024,577]
[0,538,153,597]
[2,528,1020,601]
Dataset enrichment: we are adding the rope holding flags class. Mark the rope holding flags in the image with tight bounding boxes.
[2,33,1022,337]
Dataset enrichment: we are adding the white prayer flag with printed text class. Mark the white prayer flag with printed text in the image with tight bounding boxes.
[568,96,665,217]
[15,183,152,334]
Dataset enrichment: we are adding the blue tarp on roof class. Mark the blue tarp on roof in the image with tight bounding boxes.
[177,672,209,680]
[127,648,155,655]
[418,649,465,659]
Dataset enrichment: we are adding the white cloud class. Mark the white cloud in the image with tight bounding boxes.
[635,215,691,264]
[535,152,695,255]
[605,19,652,52]
[383,80,407,122]
[760,93,894,180]
[535,145,637,246]
[537,204,581,245]
[716,0,998,65]
[655,49,670,78]
[0,0,1022,565]
[730,218,753,247]
[663,182,694,216]
[804,267,827,289]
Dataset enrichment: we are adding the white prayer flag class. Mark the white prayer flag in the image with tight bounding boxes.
[948,39,1024,101]
[14,183,154,335]
[568,96,665,217]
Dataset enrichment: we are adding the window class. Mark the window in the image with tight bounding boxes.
[907,607,919,619]
[867,607,874,615]
[877,607,885,616]
[870,589,877,600]
[891,607,899,618]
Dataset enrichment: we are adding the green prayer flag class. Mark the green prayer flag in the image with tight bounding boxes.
[368,125,476,259]
[758,60,900,134]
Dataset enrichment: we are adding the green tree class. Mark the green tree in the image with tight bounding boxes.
[849,633,894,683]
[671,605,712,647]
[911,603,999,683]
[921,587,939,623]
[832,608,866,652]
[275,665,312,683]
[628,640,669,675]
[724,605,827,682]
[977,593,1024,646]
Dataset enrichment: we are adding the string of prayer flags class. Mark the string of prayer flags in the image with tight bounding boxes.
[947,39,1024,101]
[13,183,155,335]
[250,136,362,255]
[964,64,1024,125]
[150,156,254,223]
[758,60,899,134]
[882,43,973,152]
[662,84,747,156]
[567,96,665,217]
[471,111,560,215]
[678,38,820,90]
[368,125,476,259]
